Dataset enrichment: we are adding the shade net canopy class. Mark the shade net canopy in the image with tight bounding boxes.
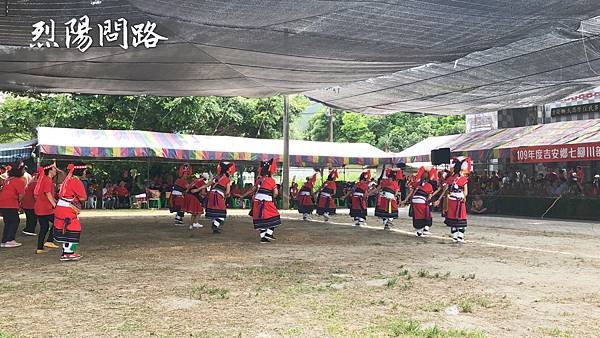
[2,1,600,115]
[395,119,600,163]
[0,139,36,163]
[37,127,393,166]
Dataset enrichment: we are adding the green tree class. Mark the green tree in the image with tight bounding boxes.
[304,111,465,152]
[0,94,309,142]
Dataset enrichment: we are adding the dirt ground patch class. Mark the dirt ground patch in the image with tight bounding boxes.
[0,209,599,337]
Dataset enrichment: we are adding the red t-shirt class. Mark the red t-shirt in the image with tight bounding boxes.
[0,177,26,209]
[35,176,55,216]
[21,179,37,210]
[114,186,129,197]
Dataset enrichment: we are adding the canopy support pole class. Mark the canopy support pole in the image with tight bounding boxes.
[282,95,290,210]
[328,107,334,142]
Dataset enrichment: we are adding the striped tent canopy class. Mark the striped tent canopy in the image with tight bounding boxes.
[37,127,393,167]
[395,120,600,163]
[0,140,37,164]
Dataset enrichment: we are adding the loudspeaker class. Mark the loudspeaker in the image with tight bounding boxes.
[431,148,451,165]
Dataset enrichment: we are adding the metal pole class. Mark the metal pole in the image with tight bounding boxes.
[328,107,334,142]
[282,95,290,209]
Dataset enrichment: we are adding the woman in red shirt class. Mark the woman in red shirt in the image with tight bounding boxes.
[54,163,88,261]
[0,161,27,248]
[21,171,38,236]
[34,163,59,253]
[250,159,281,243]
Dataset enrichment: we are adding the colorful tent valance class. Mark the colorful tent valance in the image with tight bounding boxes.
[37,127,393,167]
[395,119,600,163]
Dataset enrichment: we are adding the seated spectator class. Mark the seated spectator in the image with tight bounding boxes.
[114,181,130,208]
[102,183,117,209]
[471,195,487,214]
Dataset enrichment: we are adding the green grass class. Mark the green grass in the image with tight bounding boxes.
[384,319,487,338]
[386,276,398,288]
[190,284,230,300]
[538,327,573,338]
[0,332,18,338]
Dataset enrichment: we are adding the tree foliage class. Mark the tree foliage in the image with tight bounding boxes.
[0,94,309,143]
[305,111,465,152]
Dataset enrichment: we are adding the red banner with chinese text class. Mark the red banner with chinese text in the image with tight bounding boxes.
[510,142,600,163]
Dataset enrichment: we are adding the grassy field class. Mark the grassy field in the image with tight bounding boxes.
[0,209,599,337]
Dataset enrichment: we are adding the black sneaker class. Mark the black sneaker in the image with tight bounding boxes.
[384,225,390,230]
[265,234,276,241]
[260,237,271,244]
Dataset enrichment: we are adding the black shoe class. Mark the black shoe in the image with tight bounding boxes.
[384,225,390,230]
[212,227,221,234]
[265,234,276,241]
[260,237,271,243]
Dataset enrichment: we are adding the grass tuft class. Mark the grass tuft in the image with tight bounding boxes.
[190,284,230,300]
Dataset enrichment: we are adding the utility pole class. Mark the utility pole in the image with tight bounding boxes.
[328,106,334,142]
[282,95,290,209]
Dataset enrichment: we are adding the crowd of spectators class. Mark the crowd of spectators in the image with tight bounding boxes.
[468,167,600,198]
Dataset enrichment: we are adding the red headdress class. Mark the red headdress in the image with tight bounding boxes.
[327,169,339,181]
[34,163,55,196]
[416,166,426,181]
[178,163,192,178]
[260,158,277,176]
[429,168,439,182]
[421,182,434,195]
[59,163,87,197]
[395,168,404,180]
[217,161,236,176]
[359,169,371,181]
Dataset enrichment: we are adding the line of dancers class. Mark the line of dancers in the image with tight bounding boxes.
[0,160,89,261]
[173,157,471,244]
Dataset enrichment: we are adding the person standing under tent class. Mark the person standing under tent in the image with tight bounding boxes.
[185,172,209,230]
[21,170,39,236]
[316,169,338,222]
[375,167,401,230]
[170,164,191,226]
[205,162,235,234]
[0,161,26,248]
[348,170,371,227]
[53,163,88,261]
[248,159,281,243]
[34,163,59,254]
[435,157,471,243]
[297,173,317,221]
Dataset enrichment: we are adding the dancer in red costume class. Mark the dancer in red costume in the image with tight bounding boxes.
[205,162,235,234]
[349,170,371,227]
[170,163,192,226]
[316,169,338,222]
[53,163,88,261]
[250,159,281,243]
[184,172,209,230]
[435,157,471,243]
[297,173,317,221]
[375,167,402,230]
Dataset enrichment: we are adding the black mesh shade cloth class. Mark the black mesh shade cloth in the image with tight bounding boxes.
[1,1,600,114]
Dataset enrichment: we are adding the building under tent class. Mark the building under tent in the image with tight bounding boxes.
[395,120,600,220]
